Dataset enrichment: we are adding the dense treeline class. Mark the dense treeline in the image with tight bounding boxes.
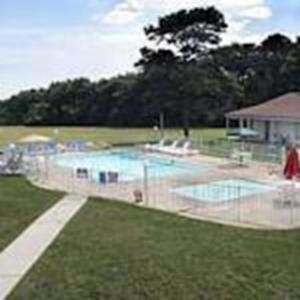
[0,6,299,132]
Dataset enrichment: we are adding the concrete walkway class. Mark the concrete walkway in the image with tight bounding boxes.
[0,194,87,300]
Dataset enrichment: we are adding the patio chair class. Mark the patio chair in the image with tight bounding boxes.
[144,139,166,151]
[0,160,8,174]
[168,140,199,156]
[145,139,173,152]
[159,140,181,154]
[230,149,252,166]
[6,152,23,173]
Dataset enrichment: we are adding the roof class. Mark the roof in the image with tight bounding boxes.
[226,92,300,121]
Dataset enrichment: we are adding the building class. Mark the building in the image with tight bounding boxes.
[225,92,300,144]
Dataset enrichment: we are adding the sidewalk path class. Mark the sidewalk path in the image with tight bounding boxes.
[0,194,87,300]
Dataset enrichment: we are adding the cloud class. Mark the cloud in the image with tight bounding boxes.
[101,0,144,24]
[99,0,273,47]
[0,26,145,99]
[102,0,272,24]
[240,6,272,19]
[0,0,276,99]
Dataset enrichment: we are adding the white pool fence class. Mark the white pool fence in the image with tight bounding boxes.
[24,156,300,230]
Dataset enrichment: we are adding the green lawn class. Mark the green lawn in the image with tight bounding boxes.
[0,177,63,251]
[9,197,300,300]
[0,127,225,147]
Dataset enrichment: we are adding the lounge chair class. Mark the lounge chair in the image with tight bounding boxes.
[166,140,199,156]
[0,157,20,174]
[0,160,7,174]
[64,140,88,152]
[144,139,172,152]
[159,140,181,154]
[166,140,187,155]
[171,141,199,156]
[144,139,165,151]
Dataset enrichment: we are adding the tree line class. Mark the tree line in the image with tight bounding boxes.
[0,6,299,135]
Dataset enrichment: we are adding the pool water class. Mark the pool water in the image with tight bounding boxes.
[52,149,211,181]
[172,179,276,203]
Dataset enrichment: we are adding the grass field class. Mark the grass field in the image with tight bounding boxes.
[0,127,225,147]
[0,177,63,252]
[9,197,300,300]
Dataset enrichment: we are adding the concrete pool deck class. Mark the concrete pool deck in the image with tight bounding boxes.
[26,151,300,230]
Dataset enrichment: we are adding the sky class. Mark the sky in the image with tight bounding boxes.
[0,0,299,99]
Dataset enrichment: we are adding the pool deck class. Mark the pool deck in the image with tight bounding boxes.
[26,151,300,230]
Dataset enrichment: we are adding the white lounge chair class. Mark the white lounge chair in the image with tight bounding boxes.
[167,140,187,155]
[168,140,199,156]
[0,153,23,174]
[159,140,181,154]
[144,139,165,151]
[144,139,173,152]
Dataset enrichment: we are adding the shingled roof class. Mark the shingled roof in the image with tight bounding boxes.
[226,92,300,120]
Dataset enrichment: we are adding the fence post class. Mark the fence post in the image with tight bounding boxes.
[237,184,241,223]
[290,180,295,227]
[143,160,149,206]
[71,169,75,194]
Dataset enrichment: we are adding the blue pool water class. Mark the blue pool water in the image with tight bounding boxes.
[172,179,275,203]
[52,149,211,181]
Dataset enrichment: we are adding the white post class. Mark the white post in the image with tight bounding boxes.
[143,160,149,206]
[237,184,241,223]
[45,156,49,180]
[247,118,251,129]
[239,118,243,129]
[225,118,230,136]
[159,111,165,140]
[281,146,286,170]
[290,177,296,226]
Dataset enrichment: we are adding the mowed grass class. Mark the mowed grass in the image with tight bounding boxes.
[9,198,300,300]
[0,177,63,251]
[0,127,225,147]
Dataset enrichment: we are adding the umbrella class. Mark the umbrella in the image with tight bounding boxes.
[19,134,53,143]
[284,147,300,179]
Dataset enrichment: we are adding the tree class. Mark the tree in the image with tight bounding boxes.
[137,6,228,137]
[261,33,292,54]
[248,34,294,101]
[0,20,299,130]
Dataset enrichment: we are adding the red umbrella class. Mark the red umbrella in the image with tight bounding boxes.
[284,147,300,179]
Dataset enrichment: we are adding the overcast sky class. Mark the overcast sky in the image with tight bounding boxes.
[0,0,299,99]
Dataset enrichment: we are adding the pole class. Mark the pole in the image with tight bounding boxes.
[237,184,241,223]
[290,178,295,226]
[159,111,165,140]
[45,156,49,180]
[143,161,149,206]
[225,118,229,136]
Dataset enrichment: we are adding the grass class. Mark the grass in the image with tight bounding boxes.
[0,176,63,252]
[9,197,300,300]
[0,127,225,147]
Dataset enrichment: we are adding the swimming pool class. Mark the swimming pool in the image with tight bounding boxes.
[52,149,211,181]
[172,179,276,203]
